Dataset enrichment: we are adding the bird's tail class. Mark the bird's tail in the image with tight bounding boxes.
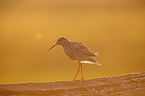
[94,59,101,66]
[94,53,99,57]
[80,57,101,66]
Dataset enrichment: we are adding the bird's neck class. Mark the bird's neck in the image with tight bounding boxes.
[61,41,70,47]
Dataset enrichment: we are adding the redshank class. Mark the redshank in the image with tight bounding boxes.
[48,37,101,81]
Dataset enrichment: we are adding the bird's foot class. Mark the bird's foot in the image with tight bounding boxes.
[70,78,84,82]
[80,78,84,81]
[70,79,76,83]
[69,80,75,83]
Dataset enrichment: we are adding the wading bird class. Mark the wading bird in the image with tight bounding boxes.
[48,37,101,81]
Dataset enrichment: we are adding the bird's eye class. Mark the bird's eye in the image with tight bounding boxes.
[57,39,61,43]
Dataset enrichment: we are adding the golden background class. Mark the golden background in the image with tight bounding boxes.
[0,0,145,83]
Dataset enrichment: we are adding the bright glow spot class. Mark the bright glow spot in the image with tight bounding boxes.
[81,61,101,66]
[35,32,42,39]
[81,61,96,64]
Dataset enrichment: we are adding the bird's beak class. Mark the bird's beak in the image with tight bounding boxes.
[48,44,57,51]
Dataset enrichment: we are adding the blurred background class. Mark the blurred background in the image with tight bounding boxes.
[0,0,145,83]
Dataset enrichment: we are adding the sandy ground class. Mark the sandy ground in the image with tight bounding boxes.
[0,72,145,96]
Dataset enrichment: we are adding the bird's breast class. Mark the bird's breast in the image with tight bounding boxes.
[63,46,78,60]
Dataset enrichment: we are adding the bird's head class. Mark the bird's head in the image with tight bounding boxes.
[48,37,70,51]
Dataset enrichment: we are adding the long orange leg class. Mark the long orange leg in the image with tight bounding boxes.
[73,63,80,81]
[79,62,84,80]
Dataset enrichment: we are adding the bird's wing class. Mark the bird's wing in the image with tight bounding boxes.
[72,42,97,56]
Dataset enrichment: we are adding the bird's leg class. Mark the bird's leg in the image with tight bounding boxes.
[79,62,84,80]
[73,64,80,81]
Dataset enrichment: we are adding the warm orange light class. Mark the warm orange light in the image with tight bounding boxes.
[0,0,145,83]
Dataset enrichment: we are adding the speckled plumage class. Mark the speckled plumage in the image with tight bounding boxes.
[63,41,101,65]
[48,37,101,81]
